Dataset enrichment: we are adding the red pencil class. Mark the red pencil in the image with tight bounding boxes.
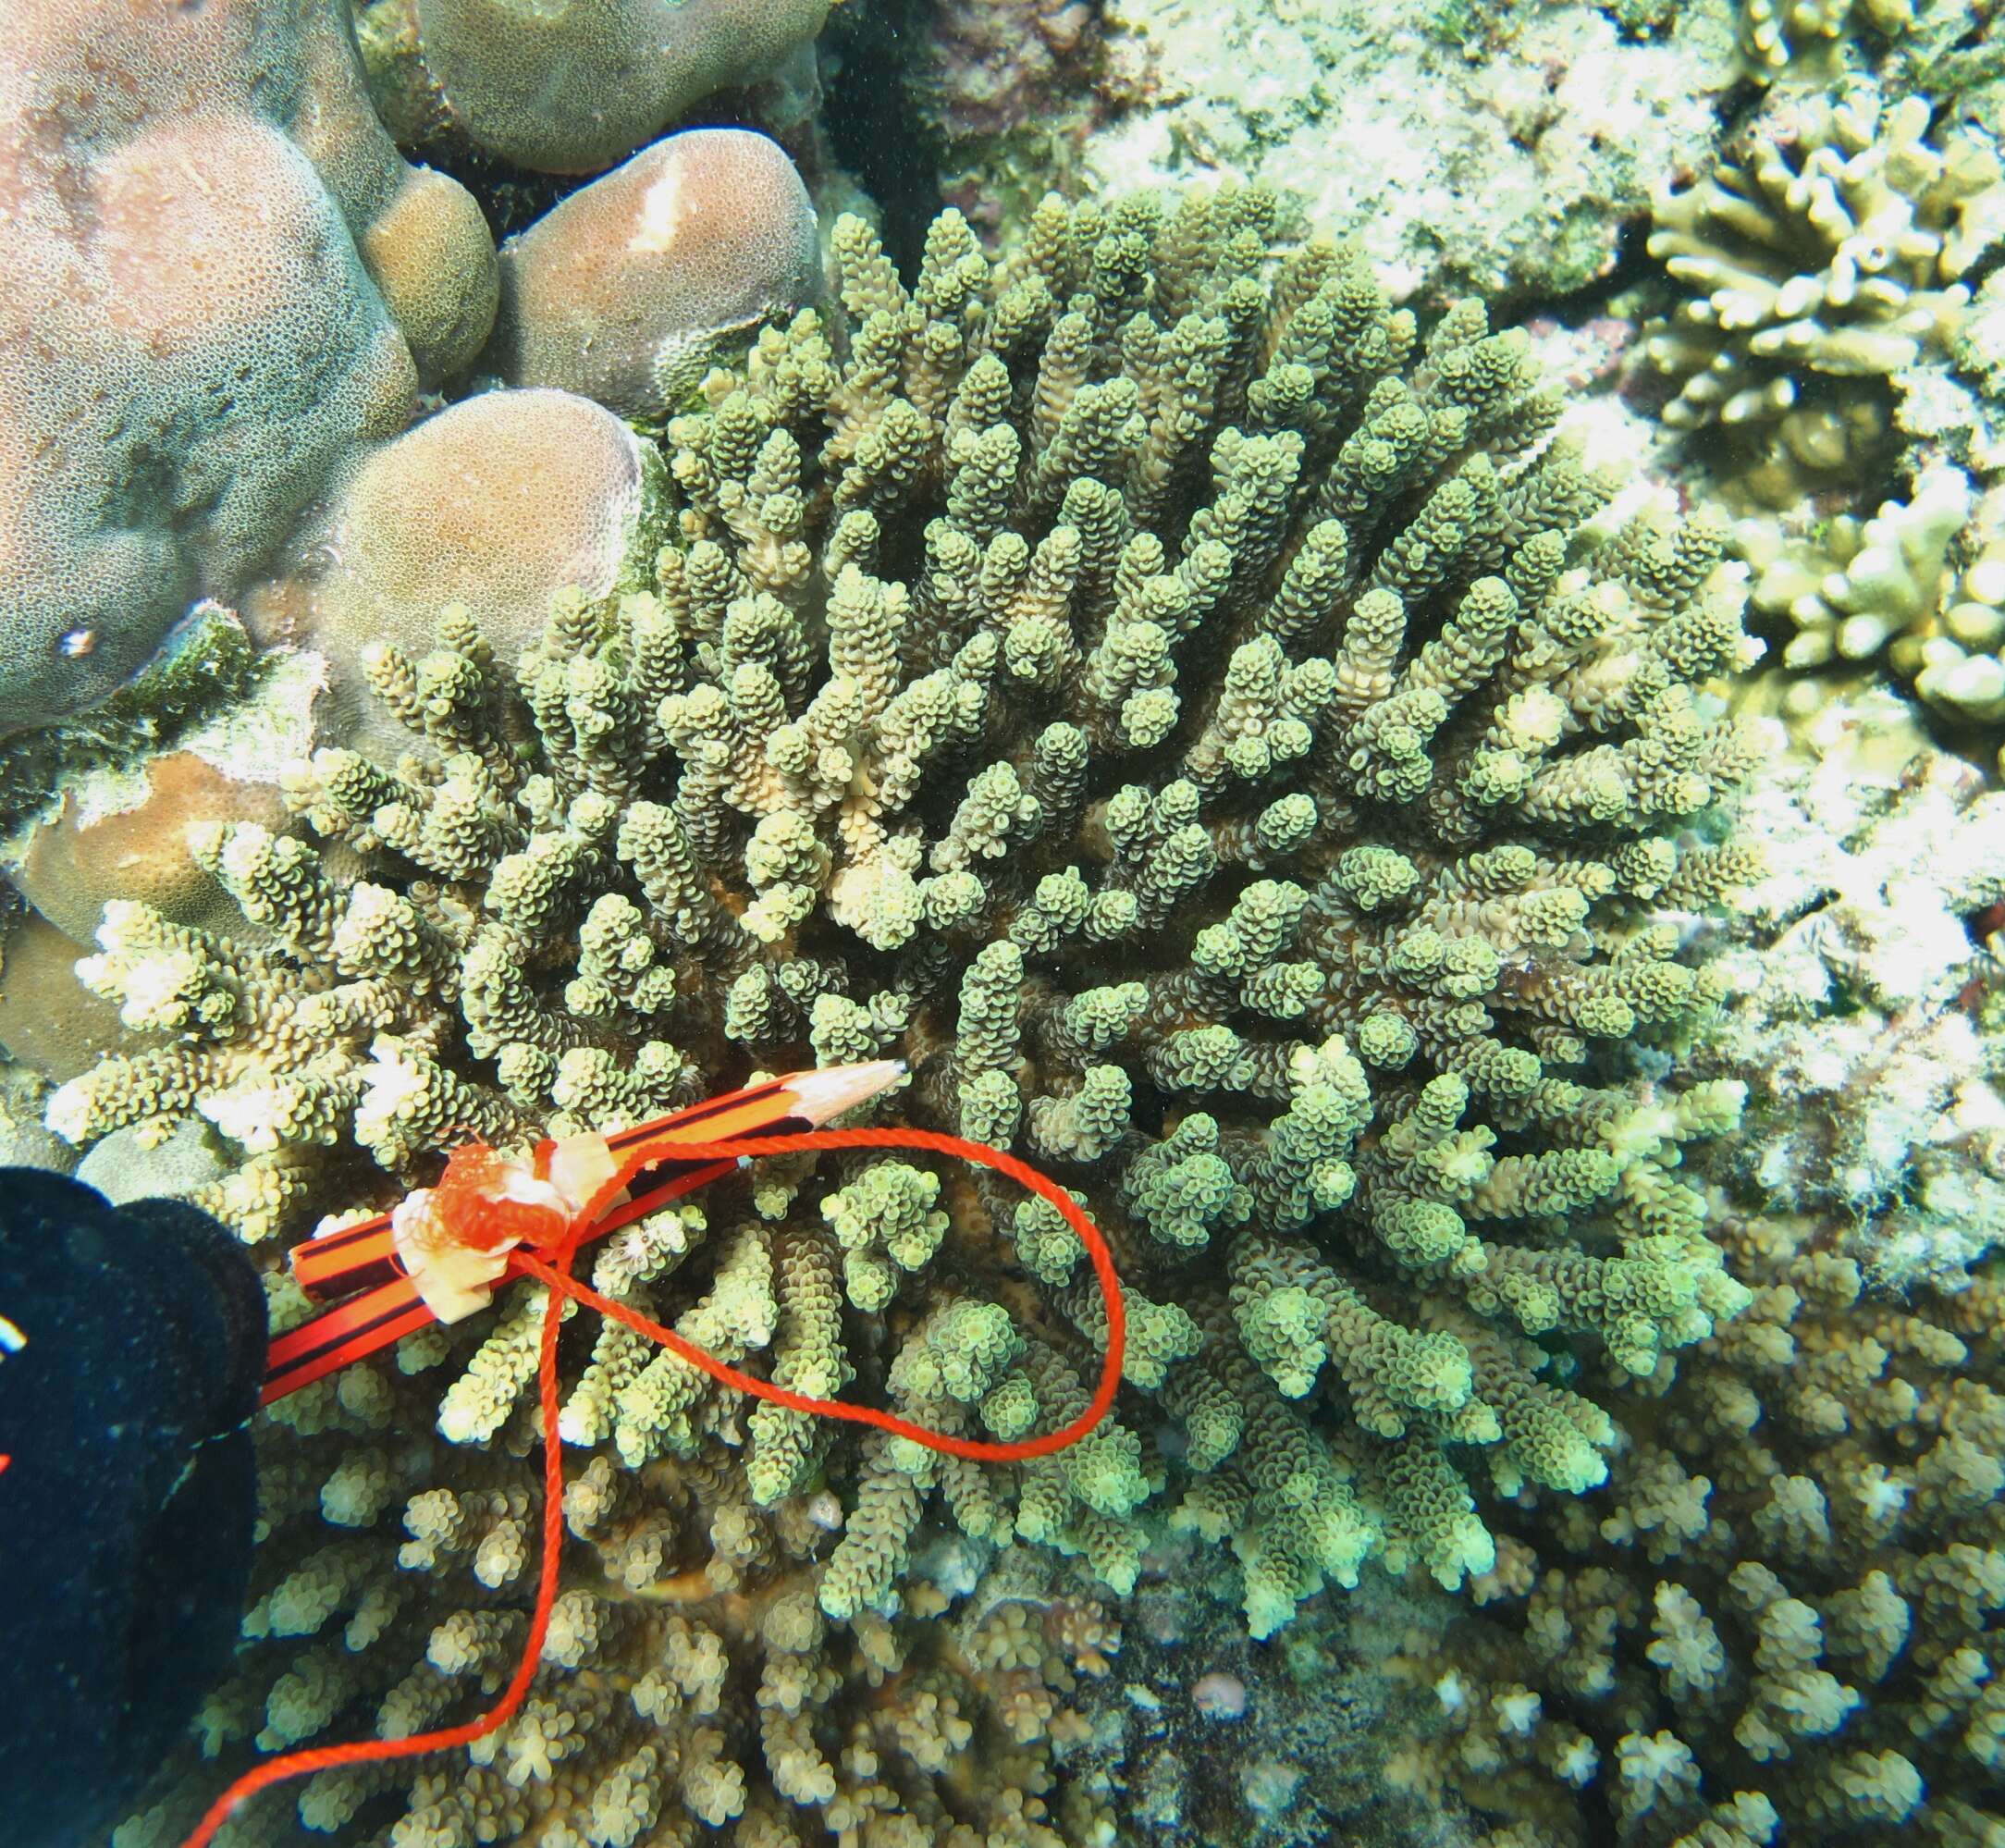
[261,1061,904,1404]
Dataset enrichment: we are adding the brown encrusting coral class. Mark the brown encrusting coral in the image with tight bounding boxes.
[63,189,1769,1845]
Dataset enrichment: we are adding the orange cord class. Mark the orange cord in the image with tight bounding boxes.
[177,1125,1124,1847]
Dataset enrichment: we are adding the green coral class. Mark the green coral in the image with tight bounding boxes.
[50,186,1773,1845]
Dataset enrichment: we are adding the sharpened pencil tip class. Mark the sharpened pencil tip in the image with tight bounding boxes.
[782,1059,907,1126]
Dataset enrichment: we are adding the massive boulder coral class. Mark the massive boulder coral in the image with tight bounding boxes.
[1644,88,2005,505]
[482,129,822,422]
[287,388,671,747]
[56,191,1766,1843]
[351,0,833,174]
[0,0,498,735]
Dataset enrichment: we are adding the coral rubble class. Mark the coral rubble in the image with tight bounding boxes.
[1697,696,2005,1290]
[58,190,1771,1843]
[962,0,1741,304]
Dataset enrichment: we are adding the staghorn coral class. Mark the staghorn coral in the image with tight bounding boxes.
[0,0,498,732]
[1385,1201,2005,1847]
[1380,721,2005,1847]
[61,189,1769,1843]
[481,130,821,424]
[1644,88,2005,506]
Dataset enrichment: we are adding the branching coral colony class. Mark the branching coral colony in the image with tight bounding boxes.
[1386,731,2005,1844]
[1645,90,2004,507]
[1388,1202,2005,1845]
[65,189,1764,1846]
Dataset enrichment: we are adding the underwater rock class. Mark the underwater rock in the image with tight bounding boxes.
[353,0,834,174]
[0,1174,265,1848]
[913,0,1103,143]
[0,0,498,735]
[484,129,821,422]
[953,0,1740,302]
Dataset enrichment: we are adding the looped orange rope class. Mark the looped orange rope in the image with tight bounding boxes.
[178,1127,1124,1848]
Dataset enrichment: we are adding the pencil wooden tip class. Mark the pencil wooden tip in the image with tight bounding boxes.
[783,1059,907,1126]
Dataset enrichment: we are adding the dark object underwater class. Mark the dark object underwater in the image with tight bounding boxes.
[0,1170,266,1848]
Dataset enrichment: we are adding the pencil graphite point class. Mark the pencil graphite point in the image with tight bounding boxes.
[783,1060,908,1127]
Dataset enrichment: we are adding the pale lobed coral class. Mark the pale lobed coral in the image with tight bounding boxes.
[1737,461,1974,668]
[1644,88,2005,505]
[482,129,822,424]
[0,0,499,733]
[58,189,1771,1843]
[1737,0,1917,74]
[1908,484,2005,729]
[1738,463,2005,745]
[351,0,832,174]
